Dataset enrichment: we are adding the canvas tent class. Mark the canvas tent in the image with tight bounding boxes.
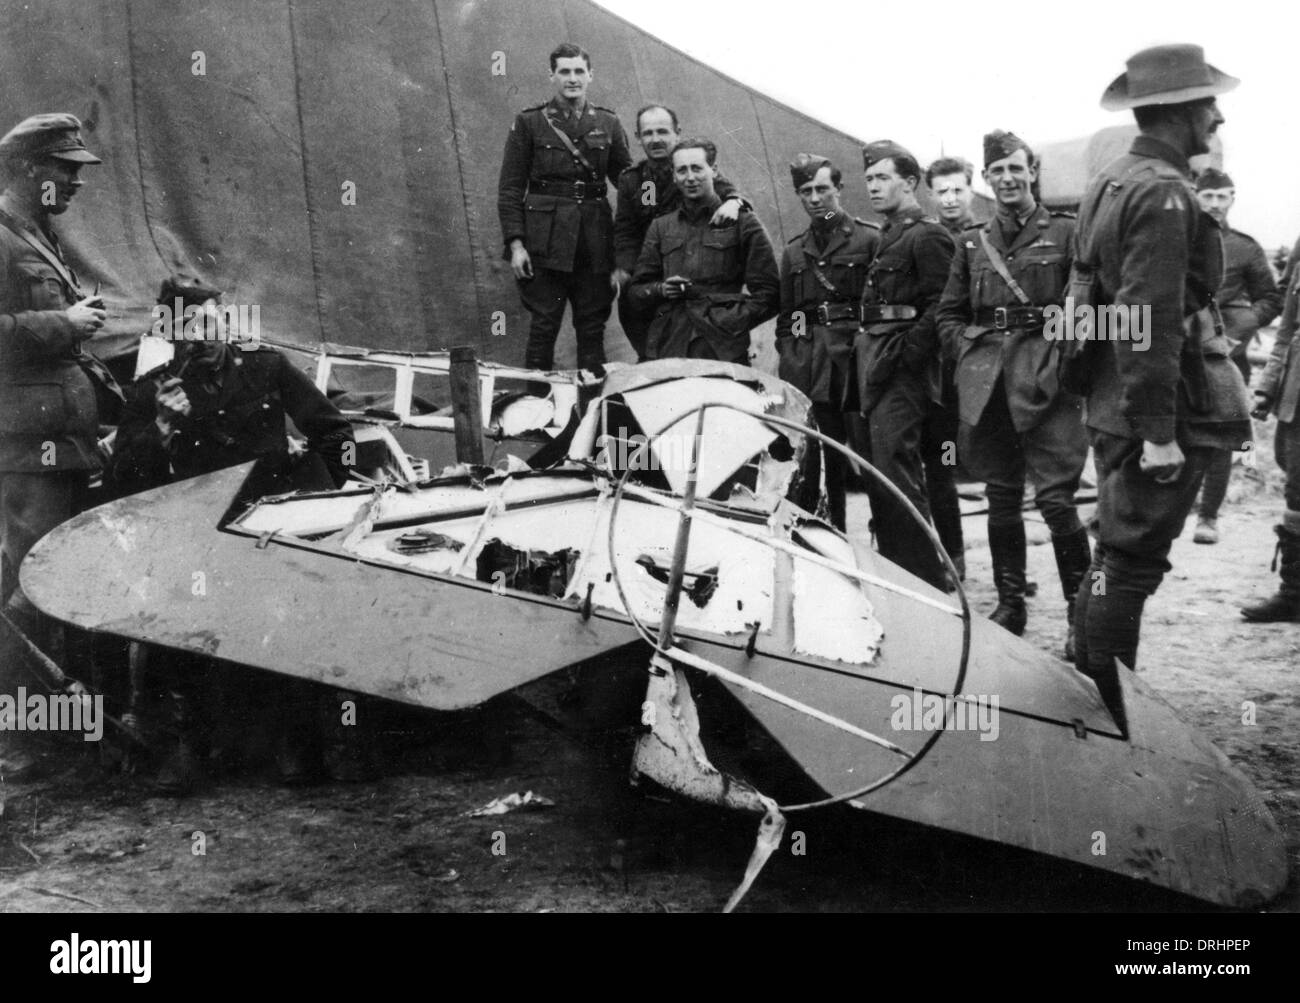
[0,0,904,371]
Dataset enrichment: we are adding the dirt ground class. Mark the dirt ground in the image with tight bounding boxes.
[1,427,1297,914]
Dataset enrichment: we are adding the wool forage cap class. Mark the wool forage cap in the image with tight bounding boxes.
[158,274,223,306]
[1101,44,1238,111]
[862,140,914,170]
[1195,167,1234,191]
[0,113,101,164]
[983,129,1031,167]
[790,153,832,188]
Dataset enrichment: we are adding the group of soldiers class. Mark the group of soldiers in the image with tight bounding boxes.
[496,42,1300,731]
[0,115,365,792]
[1,40,1297,793]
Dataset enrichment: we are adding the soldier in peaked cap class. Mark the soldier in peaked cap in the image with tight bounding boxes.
[854,140,955,590]
[0,113,115,777]
[1068,45,1249,732]
[936,129,1091,658]
[776,153,880,530]
[498,42,633,374]
[1188,167,1281,545]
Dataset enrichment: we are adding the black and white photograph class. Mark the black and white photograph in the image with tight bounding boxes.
[0,0,1296,954]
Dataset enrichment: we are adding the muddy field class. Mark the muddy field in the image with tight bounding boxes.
[1,429,1297,914]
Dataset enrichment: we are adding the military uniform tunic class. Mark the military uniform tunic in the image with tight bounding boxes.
[1071,134,1253,688]
[936,204,1088,534]
[628,194,779,364]
[0,202,104,608]
[612,160,744,360]
[112,347,355,505]
[774,212,878,528]
[1217,227,1281,382]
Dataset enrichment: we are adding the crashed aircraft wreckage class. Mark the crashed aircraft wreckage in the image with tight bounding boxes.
[19,353,1289,910]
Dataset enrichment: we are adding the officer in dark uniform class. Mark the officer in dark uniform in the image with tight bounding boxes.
[1069,45,1249,731]
[0,113,115,775]
[937,130,1091,657]
[854,140,955,591]
[112,275,358,793]
[497,42,632,372]
[1190,168,1281,544]
[926,157,977,237]
[775,153,879,530]
[612,104,747,361]
[1243,259,1300,621]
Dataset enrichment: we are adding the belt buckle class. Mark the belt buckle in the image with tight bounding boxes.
[816,303,831,326]
[573,180,587,200]
[993,306,1009,330]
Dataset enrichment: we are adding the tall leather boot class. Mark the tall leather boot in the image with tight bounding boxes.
[155,687,206,797]
[1052,527,1093,662]
[1241,518,1300,623]
[987,521,1028,635]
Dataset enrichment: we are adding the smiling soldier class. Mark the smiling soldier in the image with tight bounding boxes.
[628,138,778,364]
[936,130,1090,656]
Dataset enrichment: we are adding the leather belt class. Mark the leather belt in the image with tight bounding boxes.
[860,304,918,323]
[815,302,860,325]
[975,305,1047,330]
[529,178,604,200]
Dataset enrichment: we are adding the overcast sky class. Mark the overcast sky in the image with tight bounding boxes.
[594,0,1298,251]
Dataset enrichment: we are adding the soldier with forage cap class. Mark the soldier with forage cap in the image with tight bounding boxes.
[936,130,1091,657]
[775,153,880,529]
[1068,45,1250,731]
[0,113,116,775]
[854,140,955,590]
[1189,167,1281,545]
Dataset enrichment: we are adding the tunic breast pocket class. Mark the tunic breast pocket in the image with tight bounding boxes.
[701,228,740,277]
[659,235,688,277]
[15,262,70,311]
[829,253,870,297]
[1018,252,1067,302]
[532,140,572,177]
[869,257,908,301]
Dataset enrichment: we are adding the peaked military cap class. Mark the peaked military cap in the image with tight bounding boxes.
[158,274,223,306]
[983,129,1032,167]
[1101,44,1239,111]
[1195,167,1234,191]
[790,153,832,188]
[0,113,101,164]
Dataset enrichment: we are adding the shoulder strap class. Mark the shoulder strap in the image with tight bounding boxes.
[0,208,82,296]
[977,229,1031,305]
[543,111,596,177]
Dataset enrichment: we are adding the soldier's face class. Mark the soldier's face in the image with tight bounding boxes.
[797,166,843,221]
[864,160,914,215]
[637,108,679,162]
[551,57,591,103]
[983,149,1036,212]
[1186,98,1224,157]
[930,172,973,222]
[672,148,717,202]
[33,158,84,214]
[1197,187,1234,225]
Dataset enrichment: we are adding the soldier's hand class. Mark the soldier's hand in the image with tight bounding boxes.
[510,244,534,280]
[710,199,741,227]
[662,275,691,300]
[155,377,192,434]
[610,268,631,295]
[1251,391,1273,421]
[66,296,107,336]
[1139,439,1185,484]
